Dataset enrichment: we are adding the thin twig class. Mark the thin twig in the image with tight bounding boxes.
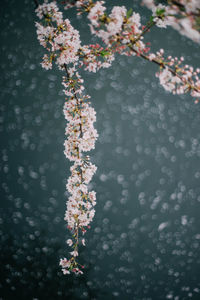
[129,45,199,94]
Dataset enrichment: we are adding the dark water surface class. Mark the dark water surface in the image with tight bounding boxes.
[1,0,200,299]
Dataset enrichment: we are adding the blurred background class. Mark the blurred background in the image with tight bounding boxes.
[1,0,200,299]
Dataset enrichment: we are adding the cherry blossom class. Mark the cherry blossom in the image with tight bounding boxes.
[142,0,200,44]
[34,0,200,276]
[61,71,98,274]
[35,1,98,275]
[152,4,172,28]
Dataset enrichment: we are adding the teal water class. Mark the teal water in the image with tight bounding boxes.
[1,0,200,299]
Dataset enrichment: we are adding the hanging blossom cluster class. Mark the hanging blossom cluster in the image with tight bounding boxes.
[61,72,98,274]
[142,0,200,44]
[35,0,100,274]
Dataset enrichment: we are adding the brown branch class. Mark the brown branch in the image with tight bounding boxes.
[168,0,185,10]
[64,64,83,139]
[63,64,84,182]
[127,20,155,46]
[129,45,200,94]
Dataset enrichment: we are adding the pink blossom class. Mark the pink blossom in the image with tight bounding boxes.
[70,250,78,257]
[66,239,73,246]
[88,1,106,27]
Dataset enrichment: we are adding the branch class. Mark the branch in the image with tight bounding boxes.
[129,45,200,95]
[64,64,83,139]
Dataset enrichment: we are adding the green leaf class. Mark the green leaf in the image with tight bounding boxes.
[126,8,133,19]
[150,16,154,23]
[156,8,165,16]
[100,50,110,57]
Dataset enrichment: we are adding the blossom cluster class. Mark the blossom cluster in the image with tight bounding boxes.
[63,0,147,54]
[35,1,80,70]
[142,0,200,44]
[35,1,98,274]
[35,0,200,276]
[61,73,98,274]
[87,1,147,55]
[35,1,115,72]
[80,44,115,73]
[147,49,200,100]
[64,0,200,100]
[152,4,173,28]
[79,0,200,100]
